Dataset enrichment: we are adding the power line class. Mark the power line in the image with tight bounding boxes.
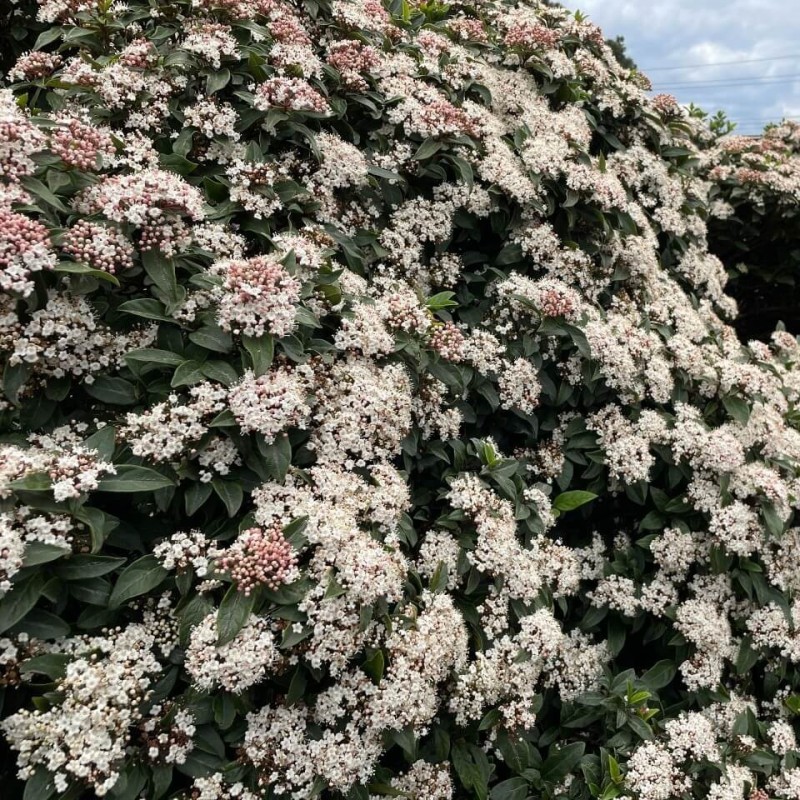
[655,72,800,88]
[643,54,800,71]
[655,77,800,91]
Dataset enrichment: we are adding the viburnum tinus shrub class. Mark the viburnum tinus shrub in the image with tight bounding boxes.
[702,120,800,339]
[3,1,800,799]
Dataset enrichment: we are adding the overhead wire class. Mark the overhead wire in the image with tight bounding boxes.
[655,73,800,89]
[643,54,800,71]
[634,50,800,130]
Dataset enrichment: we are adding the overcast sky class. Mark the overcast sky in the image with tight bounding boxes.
[570,0,800,134]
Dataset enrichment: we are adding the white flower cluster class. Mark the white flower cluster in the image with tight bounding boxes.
[0,623,161,796]
[0,508,72,596]
[309,357,413,467]
[0,429,116,502]
[184,611,283,693]
[121,383,228,462]
[451,607,606,728]
[153,529,221,576]
[228,367,311,442]
[8,1,800,798]
[0,291,156,386]
[448,473,581,601]
[138,704,196,765]
[245,592,467,796]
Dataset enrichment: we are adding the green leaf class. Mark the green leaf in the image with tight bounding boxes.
[73,506,120,552]
[414,137,443,160]
[202,360,239,386]
[178,594,214,644]
[451,741,491,800]
[368,165,404,182]
[15,608,70,638]
[83,426,117,460]
[141,250,180,305]
[553,490,598,512]
[20,175,69,212]
[85,376,139,405]
[627,714,654,740]
[429,561,449,593]
[4,360,31,404]
[0,574,45,634]
[109,555,169,609]
[55,262,120,286]
[206,68,231,95]
[8,472,52,492]
[426,291,459,311]
[279,334,306,363]
[258,434,292,481]
[722,394,751,424]
[69,577,111,606]
[185,482,213,515]
[34,27,65,50]
[22,767,56,800]
[363,649,385,684]
[209,409,236,428]
[212,478,244,517]
[641,659,676,690]
[96,465,175,493]
[280,623,312,649]
[762,502,786,538]
[22,653,71,680]
[23,541,71,567]
[124,348,184,367]
[54,554,127,580]
[490,778,529,800]
[216,584,255,645]
[171,360,207,387]
[736,636,760,675]
[608,754,623,783]
[541,742,585,784]
[286,665,308,705]
[151,765,173,800]
[495,733,536,774]
[785,695,800,715]
[243,333,274,375]
[118,298,174,323]
[172,127,194,157]
[189,325,234,353]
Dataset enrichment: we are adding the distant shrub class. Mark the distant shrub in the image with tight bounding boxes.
[704,121,800,339]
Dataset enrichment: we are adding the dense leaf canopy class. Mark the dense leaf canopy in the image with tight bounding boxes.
[1,2,800,800]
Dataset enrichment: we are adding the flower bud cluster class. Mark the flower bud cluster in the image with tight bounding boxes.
[215,255,301,338]
[0,89,46,184]
[50,115,115,170]
[61,220,134,273]
[220,524,298,595]
[8,51,63,81]
[253,77,330,114]
[0,209,56,296]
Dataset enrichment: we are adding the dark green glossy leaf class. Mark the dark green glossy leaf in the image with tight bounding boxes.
[109,555,169,609]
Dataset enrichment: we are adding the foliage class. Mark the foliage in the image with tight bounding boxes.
[702,120,800,339]
[1,2,800,800]
[605,36,637,71]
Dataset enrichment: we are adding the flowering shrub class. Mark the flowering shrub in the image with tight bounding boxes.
[2,2,800,800]
[702,120,800,339]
